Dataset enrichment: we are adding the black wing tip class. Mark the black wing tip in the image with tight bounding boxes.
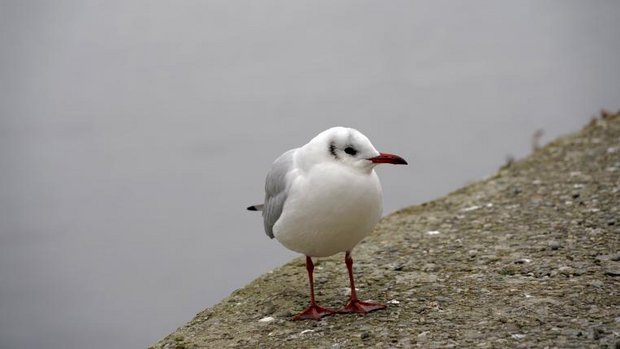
[247,205,258,211]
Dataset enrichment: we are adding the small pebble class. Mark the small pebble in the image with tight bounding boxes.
[558,266,574,276]
[462,205,480,212]
[548,240,561,250]
[423,263,438,272]
[588,280,604,288]
[391,263,404,271]
[605,269,620,277]
[262,301,275,315]
[258,316,275,323]
[514,258,531,264]
[417,331,429,342]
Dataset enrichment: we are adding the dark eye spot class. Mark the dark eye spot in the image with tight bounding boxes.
[344,147,357,156]
[329,142,338,158]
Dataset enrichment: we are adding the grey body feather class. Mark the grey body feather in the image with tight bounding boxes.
[262,149,296,238]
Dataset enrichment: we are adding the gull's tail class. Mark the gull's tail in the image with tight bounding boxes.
[246,204,264,211]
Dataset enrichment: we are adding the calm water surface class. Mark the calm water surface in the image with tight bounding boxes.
[1,1,619,348]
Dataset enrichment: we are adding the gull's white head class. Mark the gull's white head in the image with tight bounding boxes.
[299,127,407,172]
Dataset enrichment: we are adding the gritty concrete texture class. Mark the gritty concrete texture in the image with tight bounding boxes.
[151,113,619,348]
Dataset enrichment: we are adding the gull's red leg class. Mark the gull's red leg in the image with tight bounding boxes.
[339,251,386,314]
[291,256,336,321]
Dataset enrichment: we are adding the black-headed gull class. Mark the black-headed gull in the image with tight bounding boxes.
[248,127,407,320]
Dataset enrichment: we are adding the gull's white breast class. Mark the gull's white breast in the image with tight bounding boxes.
[273,163,383,257]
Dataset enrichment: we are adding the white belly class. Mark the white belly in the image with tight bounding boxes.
[273,164,383,257]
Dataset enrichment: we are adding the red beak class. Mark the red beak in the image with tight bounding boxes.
[368,152,408,165]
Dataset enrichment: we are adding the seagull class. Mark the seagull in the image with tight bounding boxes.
[247,127,407,320]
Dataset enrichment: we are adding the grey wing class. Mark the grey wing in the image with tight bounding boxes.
[263,149,296,239]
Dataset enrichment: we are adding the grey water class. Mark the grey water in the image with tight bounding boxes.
[1,1,619,348]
